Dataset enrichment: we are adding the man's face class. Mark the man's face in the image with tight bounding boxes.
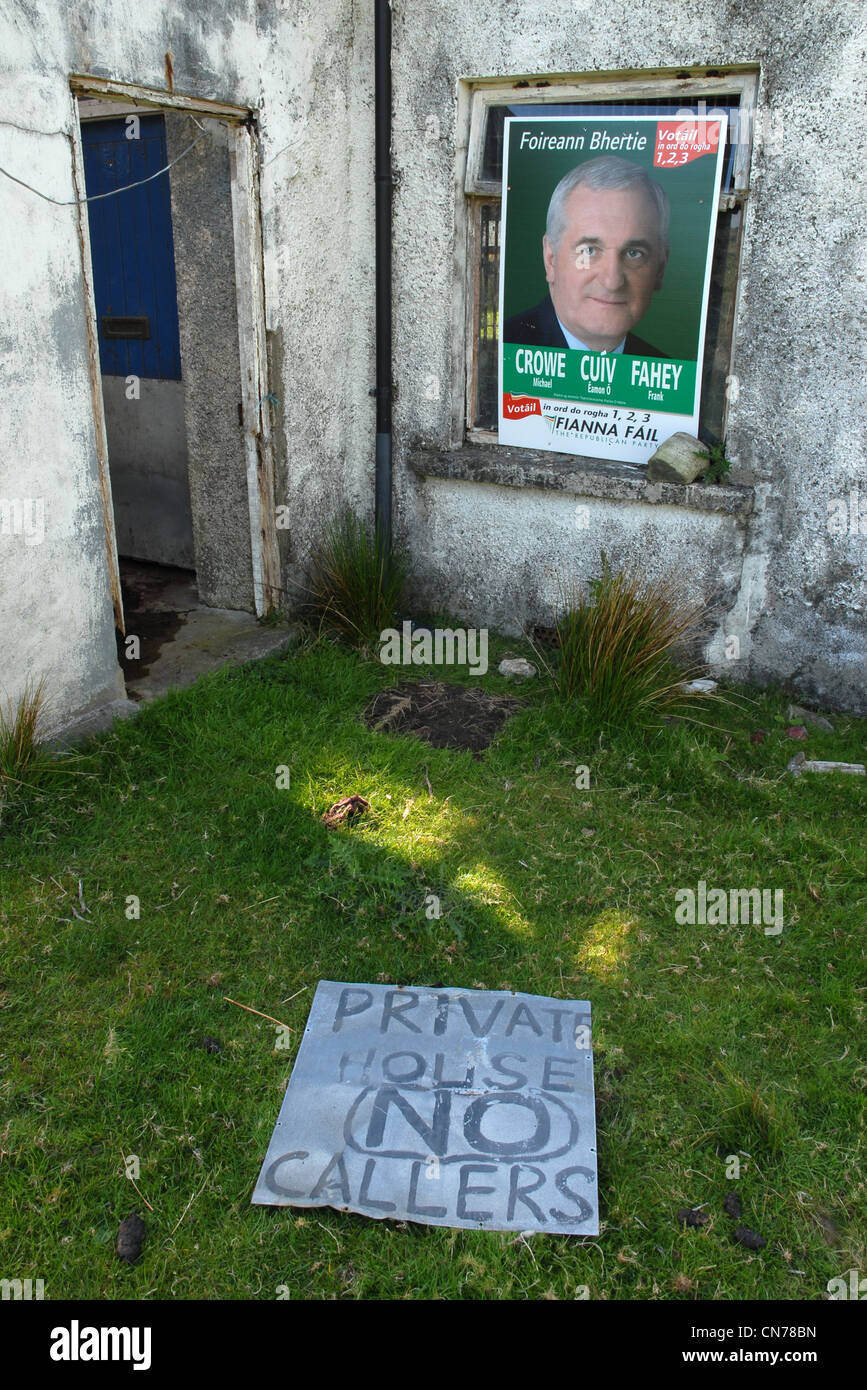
[542,183,668,351]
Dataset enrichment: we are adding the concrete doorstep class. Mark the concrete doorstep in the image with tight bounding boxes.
[47,584,297,749]
[123,606,297,703]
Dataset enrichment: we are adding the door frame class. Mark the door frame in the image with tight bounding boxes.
[69,74,280,621]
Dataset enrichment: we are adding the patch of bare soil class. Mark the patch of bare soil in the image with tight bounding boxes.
[363,681,520,755]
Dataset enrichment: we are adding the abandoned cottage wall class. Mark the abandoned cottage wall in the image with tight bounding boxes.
[385,1,866,712]
[0,0,368,734]
[1,0,864,732]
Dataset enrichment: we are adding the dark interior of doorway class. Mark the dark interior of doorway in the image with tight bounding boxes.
[115,559,192,689]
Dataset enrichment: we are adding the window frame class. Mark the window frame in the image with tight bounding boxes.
[459,69,759,449]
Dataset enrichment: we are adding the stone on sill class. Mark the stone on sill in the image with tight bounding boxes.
[646,432,709,484]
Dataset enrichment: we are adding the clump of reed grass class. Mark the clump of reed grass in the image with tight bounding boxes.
[0,678,46,822]
[550,557,711,725]
[301,509,406,648]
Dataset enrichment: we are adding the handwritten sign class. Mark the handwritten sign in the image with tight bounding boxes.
[252,980,599,1235]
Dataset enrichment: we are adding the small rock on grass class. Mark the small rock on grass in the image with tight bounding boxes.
[802,759,866,775]
[117,1214,146,1265]
[733,1226,767,1250]
[789,753,865,777]
[723,1191,743,1220]
[785,725,808,740]
[498,658,537,679]
[787,703,834,733]
[677,1207,710,1228]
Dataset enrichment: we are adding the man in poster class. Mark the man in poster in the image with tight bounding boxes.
[503,155,670,358]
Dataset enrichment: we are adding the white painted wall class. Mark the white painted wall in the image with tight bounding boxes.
[0,61,126,732]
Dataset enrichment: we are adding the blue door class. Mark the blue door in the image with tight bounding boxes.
[81,114,183,380]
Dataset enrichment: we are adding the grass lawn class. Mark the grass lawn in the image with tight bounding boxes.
[1,632,864,1301]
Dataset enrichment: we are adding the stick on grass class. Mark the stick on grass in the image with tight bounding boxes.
[223,997,294,1032]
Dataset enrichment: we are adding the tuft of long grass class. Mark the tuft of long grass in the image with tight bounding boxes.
[301,509,406,648]
[706,1062,796,1158]
[0,678,46,813]
[0,680,94,832]
[553,558,709,724]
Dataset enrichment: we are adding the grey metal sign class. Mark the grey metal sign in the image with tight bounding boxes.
[252,980,598,1235]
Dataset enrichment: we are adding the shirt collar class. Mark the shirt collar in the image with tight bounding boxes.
[556,314,626,355]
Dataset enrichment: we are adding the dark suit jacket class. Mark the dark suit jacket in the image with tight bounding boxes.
[502,294,667,358]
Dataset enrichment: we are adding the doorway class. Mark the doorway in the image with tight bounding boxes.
[70,79,280,671]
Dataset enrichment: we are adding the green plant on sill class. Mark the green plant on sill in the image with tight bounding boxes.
[698,438,733,484]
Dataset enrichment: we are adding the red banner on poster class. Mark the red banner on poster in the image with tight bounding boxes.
[502,394,542,420]
[653,120,721,168]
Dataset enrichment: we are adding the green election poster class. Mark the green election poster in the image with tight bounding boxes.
[498,114,726,464]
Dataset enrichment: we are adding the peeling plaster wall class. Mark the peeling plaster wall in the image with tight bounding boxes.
[256,0,376,598]
[0,48,128,733]
[412,479,746,644]
[388,2,867,712]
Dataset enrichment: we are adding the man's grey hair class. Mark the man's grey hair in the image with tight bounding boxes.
[545,156,670,255]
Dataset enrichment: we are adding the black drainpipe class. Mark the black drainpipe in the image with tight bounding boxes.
[373,0,393,548]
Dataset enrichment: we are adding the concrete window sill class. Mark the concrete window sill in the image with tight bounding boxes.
[409,444,754,518]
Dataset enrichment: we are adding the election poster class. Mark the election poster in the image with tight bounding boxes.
[498,114,727,464]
